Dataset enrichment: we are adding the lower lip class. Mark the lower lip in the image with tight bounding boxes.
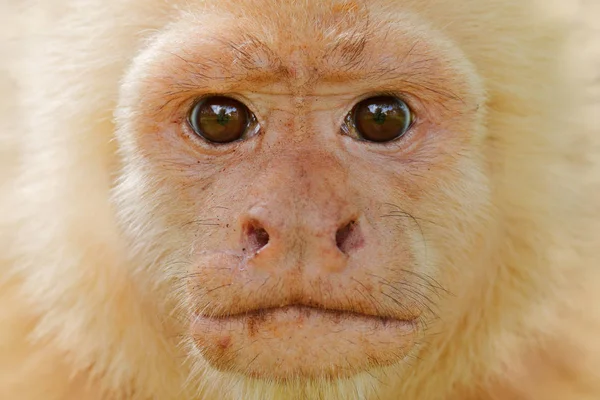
[190,306,417,380]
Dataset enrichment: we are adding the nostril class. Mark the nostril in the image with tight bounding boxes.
[245,222,270,254]
[336,220,363,255]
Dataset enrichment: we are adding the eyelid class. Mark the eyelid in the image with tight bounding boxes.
[338,90,418,125]
[188,93,262,120]
[351,90,417,112]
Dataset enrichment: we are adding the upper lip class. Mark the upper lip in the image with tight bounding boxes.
[187,259,429,323]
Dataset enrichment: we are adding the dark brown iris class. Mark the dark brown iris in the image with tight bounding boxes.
[352,96,413,143]
[189,96,250,143]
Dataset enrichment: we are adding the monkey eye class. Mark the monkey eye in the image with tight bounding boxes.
[345,95,414,143]
[188,96,256,144]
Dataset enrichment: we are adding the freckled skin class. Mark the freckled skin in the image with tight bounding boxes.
[1,1,599,400]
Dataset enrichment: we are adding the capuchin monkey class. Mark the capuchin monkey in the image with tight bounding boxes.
[1,1,599,399]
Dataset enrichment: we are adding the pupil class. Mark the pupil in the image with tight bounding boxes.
[373,108,386,125]
[216,108,230,126]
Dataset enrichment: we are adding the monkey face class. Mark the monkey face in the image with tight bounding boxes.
[113,1,490,383]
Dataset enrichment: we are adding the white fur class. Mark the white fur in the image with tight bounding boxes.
[1,1,599,399]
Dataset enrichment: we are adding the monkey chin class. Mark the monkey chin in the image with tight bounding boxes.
[190,305,418,381]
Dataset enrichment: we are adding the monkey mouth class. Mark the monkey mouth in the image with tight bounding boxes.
[195,303,411,326]
[190,304,418,381]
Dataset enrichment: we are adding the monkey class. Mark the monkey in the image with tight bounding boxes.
[1,0,599,399]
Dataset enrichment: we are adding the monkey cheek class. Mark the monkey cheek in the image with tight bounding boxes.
[190,307,417,380]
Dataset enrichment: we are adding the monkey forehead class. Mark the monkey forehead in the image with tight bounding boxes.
[131,0,482,104]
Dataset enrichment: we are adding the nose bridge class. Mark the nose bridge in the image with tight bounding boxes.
[270,150,350,229]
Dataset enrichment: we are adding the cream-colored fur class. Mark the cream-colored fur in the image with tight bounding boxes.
[1,1,599,399]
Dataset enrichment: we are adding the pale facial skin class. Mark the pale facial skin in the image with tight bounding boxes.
[114,2,489,383]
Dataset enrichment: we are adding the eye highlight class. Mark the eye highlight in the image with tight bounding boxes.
[345,95,414,143]
[188,96,256,144]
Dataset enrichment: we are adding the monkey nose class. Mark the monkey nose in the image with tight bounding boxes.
[240,206,363,273]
